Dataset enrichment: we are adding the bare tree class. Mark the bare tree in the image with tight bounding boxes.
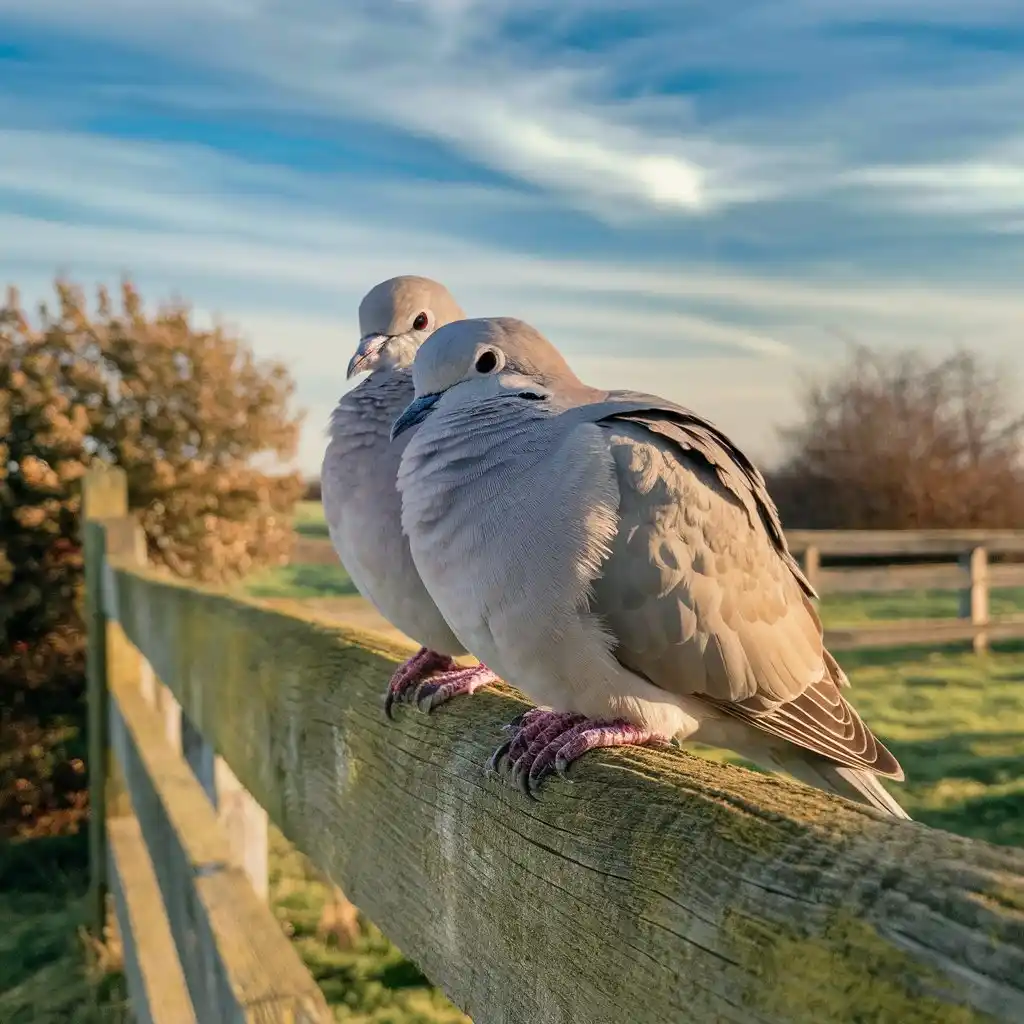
[770,344,1024,529]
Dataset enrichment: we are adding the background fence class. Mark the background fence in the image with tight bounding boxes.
[787,530,1024,652]
[288,523,1024,654]
[84,469,1024,1023]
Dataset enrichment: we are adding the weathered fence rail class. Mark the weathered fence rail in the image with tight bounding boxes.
[85,468,1024,1023]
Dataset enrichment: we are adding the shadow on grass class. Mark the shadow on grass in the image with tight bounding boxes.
[0,832,88,891]
[914,791,1024,849]
[376,958,432,991]
[883,732,1024,787]
[833,638,1024,673]
[0,831,128,1021]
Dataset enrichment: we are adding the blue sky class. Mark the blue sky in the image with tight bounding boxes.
[2,1,1024,473]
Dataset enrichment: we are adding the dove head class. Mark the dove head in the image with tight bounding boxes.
[391,316,585,440]
[347,275,464,379]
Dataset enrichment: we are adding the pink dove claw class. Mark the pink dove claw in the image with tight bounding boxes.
[383,647,458,719]
[384,647,498,718]
[490,709,668,798]
[487,708,574,773]
[414,663,499,713]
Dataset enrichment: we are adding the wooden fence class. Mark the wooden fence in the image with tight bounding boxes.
[84,468,1024,1023]
[782,532,1024,651]
[786,530,1024,654]
[291,528,1024,654]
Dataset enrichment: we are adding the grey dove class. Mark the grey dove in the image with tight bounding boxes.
[391,316,909,817]
[321,276,499,714]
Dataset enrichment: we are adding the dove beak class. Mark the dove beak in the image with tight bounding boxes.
[391,393,440,441]
[346,334,388,379]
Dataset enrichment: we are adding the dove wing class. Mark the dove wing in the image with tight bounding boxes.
[576,397,901,778]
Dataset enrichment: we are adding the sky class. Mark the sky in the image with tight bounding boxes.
[2,1,1024,474]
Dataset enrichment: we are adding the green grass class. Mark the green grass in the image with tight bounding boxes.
[820,587,1024,626]
[0,835,128,1023]
[268,832,469,1023]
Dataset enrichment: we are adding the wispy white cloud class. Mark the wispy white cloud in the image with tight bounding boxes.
[0,1,845,219]
[5,0,1024,225]
[847,147,1024,217]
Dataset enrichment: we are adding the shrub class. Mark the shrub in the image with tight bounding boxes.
[1,278,305,835]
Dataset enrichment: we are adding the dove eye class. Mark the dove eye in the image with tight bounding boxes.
[412,312,429,331]
[474,350,499,374]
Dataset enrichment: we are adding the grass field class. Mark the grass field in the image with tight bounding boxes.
[295,499,331,539]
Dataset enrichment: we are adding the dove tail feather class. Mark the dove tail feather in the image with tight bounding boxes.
[779,752,912,819]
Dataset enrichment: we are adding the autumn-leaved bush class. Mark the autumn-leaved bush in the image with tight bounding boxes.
[770,344,1024,530]
[1,278,305,836]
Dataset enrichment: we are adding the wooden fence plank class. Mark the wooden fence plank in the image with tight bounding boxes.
[824,614,1024,651]
[108,565,1024,1024]
[107,643,331,1023]
[107,815,199,1024]
[989,563,1024,588]
[817,563,967,594]
[787,529,1024,557]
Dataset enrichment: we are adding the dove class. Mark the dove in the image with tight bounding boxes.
[391,316,909,818]
[321,277,499,715]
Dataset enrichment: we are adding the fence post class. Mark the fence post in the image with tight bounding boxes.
[83,465,135,934]
[959,546,990,655]
[802,544,821,593]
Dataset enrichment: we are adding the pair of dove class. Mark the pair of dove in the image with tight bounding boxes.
[323,275,909,818]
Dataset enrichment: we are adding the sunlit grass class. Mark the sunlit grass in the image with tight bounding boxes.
[820,587,1024,626]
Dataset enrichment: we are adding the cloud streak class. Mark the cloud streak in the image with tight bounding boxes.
[10,0,1023,222]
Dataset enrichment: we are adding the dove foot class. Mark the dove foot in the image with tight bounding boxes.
[488,709,668,798]
[414,663,499,713]
[384,647,458,718]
